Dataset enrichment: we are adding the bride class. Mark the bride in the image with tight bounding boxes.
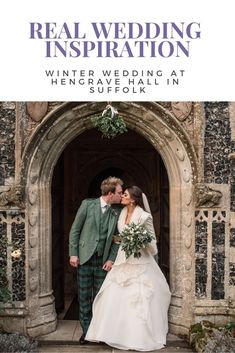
[85,186,171,351]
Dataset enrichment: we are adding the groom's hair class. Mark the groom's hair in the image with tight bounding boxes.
[101,176,123,195]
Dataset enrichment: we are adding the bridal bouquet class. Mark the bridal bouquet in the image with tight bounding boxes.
[120,222,154,259]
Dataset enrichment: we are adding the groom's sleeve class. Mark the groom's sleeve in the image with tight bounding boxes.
[108,242,120,262]
[107,224,120,262]
[69,199,88,256]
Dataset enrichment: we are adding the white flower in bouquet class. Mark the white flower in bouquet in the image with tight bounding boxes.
[120,222,154,259]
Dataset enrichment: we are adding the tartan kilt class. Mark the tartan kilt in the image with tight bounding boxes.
[78,253,107,333]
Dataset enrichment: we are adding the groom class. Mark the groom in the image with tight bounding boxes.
[69,176,123,344]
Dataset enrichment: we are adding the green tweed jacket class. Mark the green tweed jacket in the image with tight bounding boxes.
[69,198,121,265]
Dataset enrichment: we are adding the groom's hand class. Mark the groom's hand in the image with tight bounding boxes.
[70,256,80,267]
[103,260,113,271]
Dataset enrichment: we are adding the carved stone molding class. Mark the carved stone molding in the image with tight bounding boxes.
[26,102,48,122]
[171,102,192,121]
[47,102,64,113]
[195,184,222,208]
[0,185,24,208]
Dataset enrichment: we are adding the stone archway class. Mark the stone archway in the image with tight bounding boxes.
[52,128,170,312]
[22,102,197,336]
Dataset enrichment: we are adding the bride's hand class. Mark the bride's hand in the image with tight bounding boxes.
[112,234,121,244]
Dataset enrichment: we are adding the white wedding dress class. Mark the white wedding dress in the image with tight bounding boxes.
[86,206,171,351]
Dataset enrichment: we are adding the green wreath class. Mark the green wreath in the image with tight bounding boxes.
[91,105,127,139]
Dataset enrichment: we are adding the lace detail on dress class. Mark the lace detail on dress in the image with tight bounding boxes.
[109,261,154,326]
[110,262,147,286]
[129,280,154,324]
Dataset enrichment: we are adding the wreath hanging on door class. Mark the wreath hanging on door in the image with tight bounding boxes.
[91,104,127,139]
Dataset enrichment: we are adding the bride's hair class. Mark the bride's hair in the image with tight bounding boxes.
[125,185,144,209]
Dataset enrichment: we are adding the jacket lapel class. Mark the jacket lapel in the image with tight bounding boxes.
[93,198,101,231]
[107,207,118,238]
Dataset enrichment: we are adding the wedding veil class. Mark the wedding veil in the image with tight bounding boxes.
[142,192,158,262]
[142,193,151,214]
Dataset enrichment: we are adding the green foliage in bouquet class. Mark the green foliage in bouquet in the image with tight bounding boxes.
[120,222,154,259]
[91,105,127,139]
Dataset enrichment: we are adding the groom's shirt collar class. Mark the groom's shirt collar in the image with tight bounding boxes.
[100,196,109,213]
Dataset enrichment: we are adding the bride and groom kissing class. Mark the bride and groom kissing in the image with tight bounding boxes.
[69,176,171,351]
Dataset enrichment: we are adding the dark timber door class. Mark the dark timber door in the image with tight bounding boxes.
[51,129,170,316]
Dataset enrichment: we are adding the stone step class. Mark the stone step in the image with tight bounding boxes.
[37,320,193,352]
[38,344,194,353]
[38,337,190,349]
[37,337,193,353]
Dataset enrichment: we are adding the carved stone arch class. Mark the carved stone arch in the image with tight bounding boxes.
[22,102,198,337]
